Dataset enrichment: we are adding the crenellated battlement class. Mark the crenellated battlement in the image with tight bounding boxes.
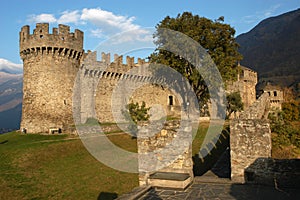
[238,65,257,83]
[20,23,83,60]
[82,51,148,74]
[20,23,84,134]
[79,51,179,87]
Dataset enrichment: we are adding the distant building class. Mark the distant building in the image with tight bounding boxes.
[260,83,284,110]
[227,64,258,110]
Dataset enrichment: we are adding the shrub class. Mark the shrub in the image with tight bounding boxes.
[122,101,150,136]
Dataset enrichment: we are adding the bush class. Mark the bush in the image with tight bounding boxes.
[122,101,150,136]
[269,108,300,149]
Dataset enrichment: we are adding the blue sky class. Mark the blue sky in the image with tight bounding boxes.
[0,0,299,72]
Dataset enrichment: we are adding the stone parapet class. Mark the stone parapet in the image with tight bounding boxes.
[230,92,272,183]
[230,119,272,182]
[137,120,193,187]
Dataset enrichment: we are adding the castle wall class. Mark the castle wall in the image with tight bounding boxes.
[263,87,284,110]
[230,93,272,183]
[20,24,83,133]
[227,65,257,110]
[137,120,193,186]
[79,52,181,124]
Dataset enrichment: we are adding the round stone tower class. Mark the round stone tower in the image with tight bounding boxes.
[19,23,84,133]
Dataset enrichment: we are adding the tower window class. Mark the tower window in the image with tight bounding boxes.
[168,95,173,106]
[274,91,277,96]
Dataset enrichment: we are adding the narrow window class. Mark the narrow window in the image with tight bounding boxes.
[168,95,173,106]
[274,91,277,97]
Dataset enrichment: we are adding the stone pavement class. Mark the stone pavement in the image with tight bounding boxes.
[138,177,300,200]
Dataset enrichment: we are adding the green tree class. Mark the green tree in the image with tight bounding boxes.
[149,12,242,105]
[282,101,299,121]
[122,101,150,136]
[125,101,150,123]
[226,92,243,118]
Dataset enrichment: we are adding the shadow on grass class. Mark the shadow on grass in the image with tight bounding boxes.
[0,140,8,144]
[193,128,230,177]
[97,192,118,200]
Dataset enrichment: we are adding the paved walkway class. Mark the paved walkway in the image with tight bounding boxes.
[138,177,300,200]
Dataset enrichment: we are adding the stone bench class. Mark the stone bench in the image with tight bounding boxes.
[49,127,61,134]
[148,172,192,190]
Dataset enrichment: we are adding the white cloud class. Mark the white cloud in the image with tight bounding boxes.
[25,8,153,46]
[27,13,57,23]
[241,4,281,24]
[81,8,140,33]
[79,8,153,44]
[90,28,106,38]
[263,4,281,18]
[0,59,23,74]
[58,10,82,25]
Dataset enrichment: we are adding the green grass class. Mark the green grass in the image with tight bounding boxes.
[0,132,138,200]
[0,122,212,200]
[192,122,209,155]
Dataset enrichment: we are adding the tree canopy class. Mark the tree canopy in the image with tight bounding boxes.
[226,92,243,118]
[149,12,242,106]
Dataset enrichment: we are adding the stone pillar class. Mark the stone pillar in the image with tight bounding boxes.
[137,120,193,186]
[230,119,272,183]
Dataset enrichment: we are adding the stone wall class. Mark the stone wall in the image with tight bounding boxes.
[137,120,193,186]
[20,23,182,133]
[230,93,272,183]
[227,65,257,110]
[262,83,284,110]
[78,51,182,124]
[245,158,300,188]
[239,92,270,119]
[20,23,83,133]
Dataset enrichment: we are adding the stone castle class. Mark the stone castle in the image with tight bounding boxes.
[20,23,180,134]
[20,23,293,190]
[20,24,84,133]
[19,23,269,134]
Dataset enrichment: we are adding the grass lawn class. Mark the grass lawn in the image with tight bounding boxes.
[0,132,138,200]
[0,122,211,200]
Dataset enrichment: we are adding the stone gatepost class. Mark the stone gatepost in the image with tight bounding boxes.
[137,120,193,188]
[230,93,272,183]
[230,119,272,183]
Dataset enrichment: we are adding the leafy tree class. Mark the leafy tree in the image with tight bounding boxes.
[268,104,300,150]
[125,101,150,123]
[282,101,299,121]
[122,101,150,136]
[226,92,243,118]
[149,12,242,105]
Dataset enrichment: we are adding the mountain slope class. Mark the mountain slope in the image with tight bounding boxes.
[0,72,22,132]
[236,8,300,87]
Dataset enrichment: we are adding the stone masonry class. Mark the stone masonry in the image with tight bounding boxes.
[76,51,181,125]
[230,93,272,183]
[20,24,83,133]
[20,23,183,134]
[227,65,257,110]
[137,120,193,187]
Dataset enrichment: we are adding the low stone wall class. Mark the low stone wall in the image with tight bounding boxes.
[137,120,193,186]
[245,158,300,188]
[230,93,272,183]
[230,119,271,182]
[239,93,270,119]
